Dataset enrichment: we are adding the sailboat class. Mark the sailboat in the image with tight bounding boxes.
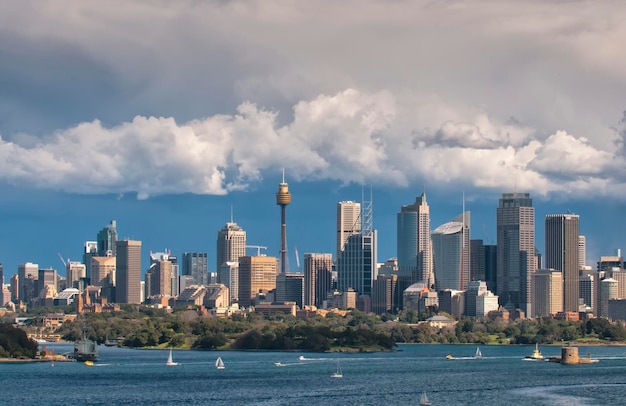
[166,348,179,366]
[475,347,482,359]
[420,391,432,406]
[331,358,343,378]
[215,356,225,369]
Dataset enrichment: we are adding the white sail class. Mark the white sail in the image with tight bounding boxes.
[331,358,343,378]
[166,349,179,366]
[215,357,225,369]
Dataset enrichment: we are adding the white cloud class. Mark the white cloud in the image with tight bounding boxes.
[0,88,623,199]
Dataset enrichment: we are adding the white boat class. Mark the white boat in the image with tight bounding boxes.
[475,347,482,359]
[215,356,225,369]
[331,359,343,378]
[166,348,179,366]
[274,362,286,367]
[524,343,545,361]
[420,391,432,406]
[298,355,306,361]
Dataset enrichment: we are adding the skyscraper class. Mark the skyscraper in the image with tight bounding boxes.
[97,220,118,257]
[578,235,586,269]
[336,194,377,299]
[216,222,246,273]
[182,252,208,286]
[496,192,535,316]
[531,269,563,317]
[18,262,38,304]
[303,253,333,307]
[337,201,361,256]
[397,193,433,288]
[432,212,470,291]
[90,256,116,287]
[237,255,278,307]
[545,214,580,312]
[116,240,142,304]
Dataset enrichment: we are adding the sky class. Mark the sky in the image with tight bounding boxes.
[1,0,626,279]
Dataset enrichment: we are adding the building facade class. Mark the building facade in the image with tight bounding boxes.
[545,214,579,312]
[496,192,535,315]
[182,252,208,286]
[337,201,361,257]
[397,193,433,289]
[237,255,277,307]
[116,240,142,304]
[216,222,246,273]
[97,220,118,257]
[531,269,564,317]
[303,253,333,308]
[432,212,470,291]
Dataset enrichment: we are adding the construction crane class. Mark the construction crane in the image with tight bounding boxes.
[57,252,68,268]
[294,245,301,272]
[246,245,268,256]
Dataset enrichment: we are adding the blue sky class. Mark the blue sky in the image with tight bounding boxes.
[0,1,625,279]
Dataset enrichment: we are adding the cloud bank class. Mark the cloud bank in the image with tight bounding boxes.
[0,89,623,199]
[0,1,625,199]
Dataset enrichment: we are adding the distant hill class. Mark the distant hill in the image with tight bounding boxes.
[0,323,39,359]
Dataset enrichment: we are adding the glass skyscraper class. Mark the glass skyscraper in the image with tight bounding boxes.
[496,192,535,316]
[397,193,433,288]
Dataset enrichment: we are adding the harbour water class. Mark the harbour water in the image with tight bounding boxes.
[4,343,626,405]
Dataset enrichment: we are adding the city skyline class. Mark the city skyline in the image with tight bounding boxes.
[1,2,625,282]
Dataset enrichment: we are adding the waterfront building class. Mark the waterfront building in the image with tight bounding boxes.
[237,255,277,307]
[496,192,535,315]
[303,253,333,308]
[397,193,433,290]
[182,252,208,286]
[216,221,246,273]
[531,269,563,317]
[432,212,470,291]
[545,214,579,312]
[116,240,142,304]
[97,220,118,257]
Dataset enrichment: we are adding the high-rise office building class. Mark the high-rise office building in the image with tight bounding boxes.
[397,193,433,288]
[470,239,486,283]
[116,240,142,304]
[66,261,86,289]
[545,214,579,312]
[579,273,594,311]
[182,252,208,286]
[216,221,246,273]
[218,261,239,305]
[276,273,304,308]
[372,274,400,315]
[337,201,361,256]
[303,253,333,308]
[237,255,277,307]
[18,262,38,304]
[432,212,470,291]
[578,236,586,269]
[38,268,58,299]
[90,256,116,287]
[97,220,118,257]
[599,278,618,318]
[336,195,377,299]
[531,269,563,317]
[496,192,535,315]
